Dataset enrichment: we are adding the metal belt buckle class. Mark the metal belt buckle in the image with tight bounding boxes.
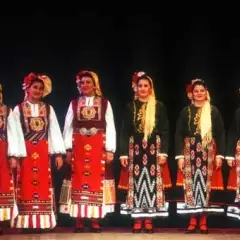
[89,127,98,135]
[79,127,98,136]
[79,128,87,135]
[86,129,91,136]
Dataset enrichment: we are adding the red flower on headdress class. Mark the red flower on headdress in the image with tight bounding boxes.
[186,83,193,100]
[132,71,146,84]
[22,72,37,90]
[186,83,192,93]
[76,70,90,83]
[132,71,146,91]
[186,79,204,100]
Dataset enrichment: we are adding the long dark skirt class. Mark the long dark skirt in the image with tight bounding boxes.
[120,134,171,218]
[176,136,224,216]
[226,140,240,220]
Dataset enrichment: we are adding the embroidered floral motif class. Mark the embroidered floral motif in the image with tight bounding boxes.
[77,96,102,121]
[0,105,7,135]
[202,151,207,161]
[134,144,139,155]
[150,144,155,155]
[150,164,155,176]
[194,108,201,135]
[190,137,195,145]
[196,157,201,168]
[191,150,195,160]
[202,166,207,176]
[29,117,45,132]
[133,102,147,133]
[81,106,97,120]
[196,142,202,152]
[142,140,147,149]
[142,154,148,165]
[134,165,140,176]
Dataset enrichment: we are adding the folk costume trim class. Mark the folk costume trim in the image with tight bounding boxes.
[0,84,18,223]
[186,79,212,149]
[76,96,102,122]
[60,70,116,219]
[19,101,50,142]
[0,104,8,140]
[132,71,156,141]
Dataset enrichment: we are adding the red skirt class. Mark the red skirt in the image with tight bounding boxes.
[0,140,17,222]
[60,132,115,219]
[14,140,56,229]
[226,140,240,191]
[176,164,224,190]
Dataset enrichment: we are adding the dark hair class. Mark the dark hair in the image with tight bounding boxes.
[192,80,207,92]
[28,78,44,88]
[136,75,153,87]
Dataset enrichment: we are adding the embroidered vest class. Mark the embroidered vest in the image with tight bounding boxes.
[71,96,107,132]
[0,104,9,140]
[18,101,50,142]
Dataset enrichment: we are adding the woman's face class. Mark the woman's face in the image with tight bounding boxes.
[192,84,207,102]
[79,76,96,96]
[137,78,152,99]
[27,81,44,101]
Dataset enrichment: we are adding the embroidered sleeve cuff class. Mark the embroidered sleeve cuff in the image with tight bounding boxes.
[158,153,168,158]
[119,155,128,160]
[175,155,184,160]
[105,148,115,153]
[225,156,235,160]
[216,155,224,159]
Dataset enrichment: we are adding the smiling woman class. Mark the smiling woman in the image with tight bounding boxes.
[0,84,26,235]
[26,80,44,102]
[12,72,66,233]
[59,70,117,233]
[175,79,225,234]
[77,73,96,97]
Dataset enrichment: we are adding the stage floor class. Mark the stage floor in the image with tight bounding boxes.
[1,228,240,239]
[1,233,240,240]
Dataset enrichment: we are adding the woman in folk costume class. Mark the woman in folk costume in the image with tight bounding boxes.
[60,70,116,233]
[12,72,66,231]
[175,79,225,233]
[225,88,240,220]
[118,71,172,233]
[0,84,26,235]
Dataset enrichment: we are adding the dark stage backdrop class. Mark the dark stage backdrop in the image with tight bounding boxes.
[0,13,240,228]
